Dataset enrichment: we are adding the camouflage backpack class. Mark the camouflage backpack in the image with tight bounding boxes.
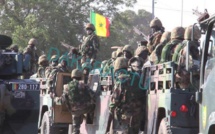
[160,40,182,63]
[67,80,91,104]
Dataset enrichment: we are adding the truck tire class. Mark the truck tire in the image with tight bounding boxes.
[41,111,59,134]
[158,118,172,134]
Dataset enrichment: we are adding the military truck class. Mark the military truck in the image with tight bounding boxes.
[0,35,40,134]
[143,61,199,134]
[196,14,215,134]
[36,72,72,134]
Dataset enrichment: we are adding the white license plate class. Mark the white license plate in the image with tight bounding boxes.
[13,91,25,98]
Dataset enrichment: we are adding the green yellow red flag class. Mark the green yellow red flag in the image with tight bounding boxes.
[90,11,110,37]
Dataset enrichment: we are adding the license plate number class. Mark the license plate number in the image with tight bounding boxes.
[13,91,25,98]
[13,84,39,91]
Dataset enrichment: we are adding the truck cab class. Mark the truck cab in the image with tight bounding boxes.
[196,14,215,134]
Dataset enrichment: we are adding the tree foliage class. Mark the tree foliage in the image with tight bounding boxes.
[0,0,152,61]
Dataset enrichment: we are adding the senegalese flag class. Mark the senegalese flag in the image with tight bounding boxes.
[90,11,110,37]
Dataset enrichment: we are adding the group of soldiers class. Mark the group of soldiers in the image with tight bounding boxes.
[10,17,201,134]
[98,17,201,133]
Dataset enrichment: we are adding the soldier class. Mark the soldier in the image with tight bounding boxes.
[135,45,149,64]
[150,31,171,64]
[81,62,92,84]
[80,23,100,66]
[57,55,70,73]
[102,51,117,74]
[9,44,19,52]
[37,55,49,78]
[109,57,146,134]
[45,55,59,78]
[54,69,95,134]
[147,17,165,54]
[128,56,144,75]
[160,27,185,63]
[45,55,60,93]
[22,38,38,78]
[122,45,134,60]
[175,25,201,89]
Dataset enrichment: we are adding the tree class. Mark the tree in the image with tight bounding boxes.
[0,0,153,62]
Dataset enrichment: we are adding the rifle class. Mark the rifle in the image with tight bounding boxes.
[61,42,80,58]
[133,26,149,42]
[192,8,209,22]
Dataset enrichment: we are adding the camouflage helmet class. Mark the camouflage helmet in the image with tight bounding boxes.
[71,69,82,78]
[10,44,18,51]
[39,54,47,59]
[160,31,171,43]
[114,57,128,72]
[116,47,123,57]
[135,46,147,56]
[38,57,47,65]
[50,55,58,62]
[111,51,117,59]
[150,18,162,28]
[184,25,201,40]
[171,27,185,40]
[122,45,133,55]
[85,23,95,31]
[28,38,38,45]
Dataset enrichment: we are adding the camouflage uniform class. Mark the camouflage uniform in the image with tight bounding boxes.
[150,31,171,64]
[160,27,185,63]
[45,55,60,93]
[22,38,38,78]
[45,55,59,78]
[174,25,201,89]
[81,62,92,84]
[109,57,146,134]
[80,23,100,66]
[147,18,164,54]
[55,69,94,134]
[37,55,49,78]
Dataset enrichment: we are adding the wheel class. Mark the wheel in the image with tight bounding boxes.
[41,111,60,134]
[158,118,172,134]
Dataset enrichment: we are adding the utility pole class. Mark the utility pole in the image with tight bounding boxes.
[181,0,183,26]
[152,0,155,19]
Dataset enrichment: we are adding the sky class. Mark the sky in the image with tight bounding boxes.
[131,0,215,31]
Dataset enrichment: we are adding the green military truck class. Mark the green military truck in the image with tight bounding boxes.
[196,14,215,134]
